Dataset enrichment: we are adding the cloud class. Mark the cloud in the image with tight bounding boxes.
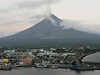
[0,0,63,26]
[61,19,100,35]
[1,0,100,38]
[0,0,63,37]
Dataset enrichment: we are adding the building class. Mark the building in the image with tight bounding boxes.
[4,50,15,53]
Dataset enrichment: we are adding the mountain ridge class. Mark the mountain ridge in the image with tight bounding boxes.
[0,14,100,46]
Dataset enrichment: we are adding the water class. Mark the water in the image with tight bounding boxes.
[0,68,100,75]
[83,52,100,63]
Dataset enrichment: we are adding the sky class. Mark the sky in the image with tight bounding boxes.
[0,0,100,37]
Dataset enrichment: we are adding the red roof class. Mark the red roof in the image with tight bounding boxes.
[20,58,32,64]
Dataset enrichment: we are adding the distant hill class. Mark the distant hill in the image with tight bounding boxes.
[0,14,100,47]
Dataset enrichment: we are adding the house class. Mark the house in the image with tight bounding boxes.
[4,50,15,53]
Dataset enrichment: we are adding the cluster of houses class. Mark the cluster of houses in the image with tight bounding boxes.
[0,47,99,71]
[0,48,78,69]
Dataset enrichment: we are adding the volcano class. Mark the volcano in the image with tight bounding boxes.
[0,14,100,46]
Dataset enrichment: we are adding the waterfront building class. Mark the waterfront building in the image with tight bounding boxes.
[4,50,15,53]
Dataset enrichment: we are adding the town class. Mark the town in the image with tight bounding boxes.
[0,46,100,71]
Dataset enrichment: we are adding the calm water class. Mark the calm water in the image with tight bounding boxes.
[0,68,100,75]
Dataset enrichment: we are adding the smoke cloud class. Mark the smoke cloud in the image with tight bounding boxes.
[0,0,100,37]
[61,19,100,35]
[0,0,63,26]
[0,0,62,38]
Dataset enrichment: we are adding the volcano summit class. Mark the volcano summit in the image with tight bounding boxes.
[0,14,100,46]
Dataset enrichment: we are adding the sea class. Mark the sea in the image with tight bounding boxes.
[0,68,100,75]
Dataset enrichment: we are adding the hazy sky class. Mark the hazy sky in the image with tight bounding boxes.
[0,0,100,37]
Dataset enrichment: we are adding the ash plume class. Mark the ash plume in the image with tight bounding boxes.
[61,19,100,35]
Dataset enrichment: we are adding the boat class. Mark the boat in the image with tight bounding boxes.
[69,65,94,71]
[48,64,59,69]
[0,65,12,71]
[58,64,67,68]
[34,63,47,68]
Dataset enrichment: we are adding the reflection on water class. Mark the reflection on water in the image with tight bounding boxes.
[0,68,99,75]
